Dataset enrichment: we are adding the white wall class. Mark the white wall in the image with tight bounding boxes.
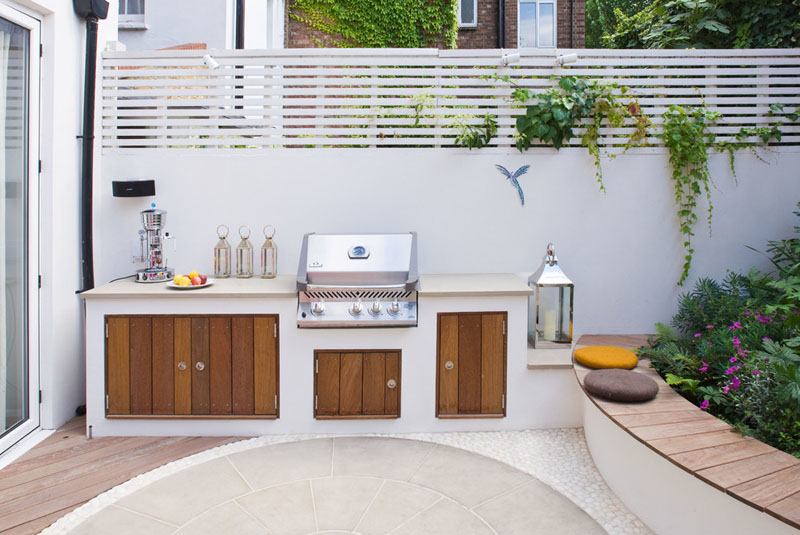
[98,147,800,335]
[9,0,117,430]
[117,0,232,51]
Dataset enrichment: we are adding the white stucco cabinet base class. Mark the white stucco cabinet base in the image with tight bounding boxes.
[82,274,582,437]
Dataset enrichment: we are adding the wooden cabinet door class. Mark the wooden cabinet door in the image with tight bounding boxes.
[314,350,400,419]
[437,312,507,418]
[105,315,279,418]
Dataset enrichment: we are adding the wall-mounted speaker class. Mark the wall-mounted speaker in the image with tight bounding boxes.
[112,179,156,198]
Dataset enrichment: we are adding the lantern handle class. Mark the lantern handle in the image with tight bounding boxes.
[546,242,556,266]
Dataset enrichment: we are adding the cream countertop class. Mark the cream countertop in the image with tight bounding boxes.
[81,273,532,299]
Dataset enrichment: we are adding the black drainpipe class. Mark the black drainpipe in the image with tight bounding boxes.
[73,0,109,292]
[236,0,245,49]
[498,0,505,49]
[570,0,574,48]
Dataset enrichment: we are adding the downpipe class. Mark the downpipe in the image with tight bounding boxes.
[73,0,109,292]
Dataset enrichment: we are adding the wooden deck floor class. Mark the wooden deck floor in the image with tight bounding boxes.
[575,334,800,530]
[0,418,239,535]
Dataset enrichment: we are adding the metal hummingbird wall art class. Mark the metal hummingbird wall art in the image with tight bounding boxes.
[495,164,530,206]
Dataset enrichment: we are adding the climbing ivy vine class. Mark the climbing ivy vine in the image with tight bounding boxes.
[505,75,650,191]
[289,0,458,48]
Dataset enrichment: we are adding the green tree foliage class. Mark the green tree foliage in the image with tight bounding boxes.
[585,0,653,48]
[605,0,800,49]
[288,0,458,48]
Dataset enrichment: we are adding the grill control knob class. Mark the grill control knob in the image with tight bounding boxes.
[351,300,363,315]
[389,300,401,315]
[311,300,325,315]
[371,301,382,315]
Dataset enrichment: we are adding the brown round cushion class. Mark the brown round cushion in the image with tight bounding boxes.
[584,369,659,403]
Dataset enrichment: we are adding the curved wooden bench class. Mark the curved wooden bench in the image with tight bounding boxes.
[575,335,800,533]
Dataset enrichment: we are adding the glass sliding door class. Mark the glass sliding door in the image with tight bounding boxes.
[0,3,39,455]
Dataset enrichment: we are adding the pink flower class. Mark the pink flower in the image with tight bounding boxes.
[694,333,702,338]
[700,399,709,410]
[725,365,740,375]
[707,342,713,346]
[730,321,743,330]
[706,325,714,329]
[744,310,751,316]
[762,337,772,342]
[699,361,709,372]
[729,357,738,363]
[731,376,741,389]
[764,357,771,363]
[722,385,730,394]
[757,315,770,324]
[732,337,740,345]
[752,370,762,375]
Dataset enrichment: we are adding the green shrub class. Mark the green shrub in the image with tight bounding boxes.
[641,203,800,457]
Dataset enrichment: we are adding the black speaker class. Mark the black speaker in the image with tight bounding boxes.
[73,0,109,20]
[112,179,156,197]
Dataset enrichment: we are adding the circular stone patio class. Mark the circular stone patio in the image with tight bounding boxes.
[42,432,652,535]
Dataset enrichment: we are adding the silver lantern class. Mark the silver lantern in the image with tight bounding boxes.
[528,243,573,348]
[236,225,254,278]
[214,224,231,278]
[260,225,277,279]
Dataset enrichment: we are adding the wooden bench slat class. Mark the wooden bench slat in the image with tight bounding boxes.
[615,409,711,428]
[671,437,776,471]
[630,418,732,441]
[597,400,693,416]
[728,464,800,509]
[697,451,800,490]
[768,491,800,530]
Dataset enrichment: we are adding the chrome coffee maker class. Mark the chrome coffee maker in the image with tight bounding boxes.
[135,206,175,283]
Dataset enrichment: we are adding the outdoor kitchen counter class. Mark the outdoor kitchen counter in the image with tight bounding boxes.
[80,275,297,298]
[81,273,532,298]
[418,273,532,297]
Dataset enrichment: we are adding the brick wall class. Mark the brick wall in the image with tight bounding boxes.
[286,0,585,49]
[556,0,585,48]
[456,0,499,49]
[285,0,337,48]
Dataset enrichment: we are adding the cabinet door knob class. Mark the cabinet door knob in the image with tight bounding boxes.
[177,361,187,371]
[444,360,454,370]
[196,361,205,371]
[387,379,397,389]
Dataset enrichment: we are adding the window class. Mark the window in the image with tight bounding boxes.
[518,0,556,48]
[458,0,477,28]
[119,0,145,27]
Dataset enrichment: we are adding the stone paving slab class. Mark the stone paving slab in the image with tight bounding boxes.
[40,430,653,535]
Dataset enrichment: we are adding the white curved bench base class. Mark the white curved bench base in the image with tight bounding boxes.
[584,398,797,535]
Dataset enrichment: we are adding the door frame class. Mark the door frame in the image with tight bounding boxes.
[0,1,40,456]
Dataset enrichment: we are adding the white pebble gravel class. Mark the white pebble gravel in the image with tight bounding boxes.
[40,428,652,535]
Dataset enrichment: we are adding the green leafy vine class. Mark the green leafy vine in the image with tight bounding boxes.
[288,0,458,48]
[452,113,498,149]
[660,105,721,286]
[506,75,650,191]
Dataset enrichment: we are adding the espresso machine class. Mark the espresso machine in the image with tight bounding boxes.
[135,206,175,283]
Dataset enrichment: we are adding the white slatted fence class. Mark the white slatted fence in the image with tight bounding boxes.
[102,48,800,150]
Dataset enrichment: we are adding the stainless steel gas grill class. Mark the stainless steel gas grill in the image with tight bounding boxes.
[297,233,418,327]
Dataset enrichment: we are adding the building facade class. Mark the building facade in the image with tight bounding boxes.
[286,0,585,49]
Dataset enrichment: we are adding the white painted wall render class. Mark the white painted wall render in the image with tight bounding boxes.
[99,147,800,335]
[117,0,233,51]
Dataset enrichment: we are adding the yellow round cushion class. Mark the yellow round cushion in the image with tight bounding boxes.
[574,345,638,370]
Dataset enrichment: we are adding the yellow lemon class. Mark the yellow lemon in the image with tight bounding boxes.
[189,270,199,279]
